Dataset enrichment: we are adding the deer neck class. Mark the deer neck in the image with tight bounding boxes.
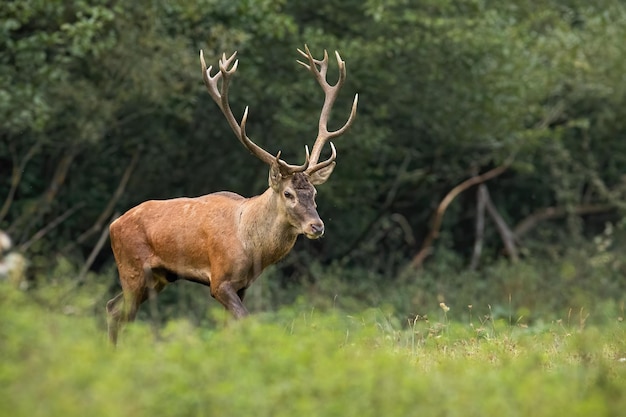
[239,188,298,267]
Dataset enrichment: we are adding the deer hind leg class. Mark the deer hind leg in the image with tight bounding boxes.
[106,292,125,345]
[106,266,166,345]
[106,288,147,345]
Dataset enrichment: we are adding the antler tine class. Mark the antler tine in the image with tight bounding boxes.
[297,45,329,79]
[200,50,309,175]
[240,106,310,174]
[329,93,358,137]
[200,50,238,115]
[309,142,337,173]
[297,45,358,174]
[274,145,310,174]
[200,50,220,103]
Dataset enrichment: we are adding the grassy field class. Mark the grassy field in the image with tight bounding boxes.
[1,283,625,417]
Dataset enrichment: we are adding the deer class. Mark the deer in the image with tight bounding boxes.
[106,45,358,344]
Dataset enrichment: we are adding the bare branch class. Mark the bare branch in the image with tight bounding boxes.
[481,184,519,263]
[75,211,120,285]
[513,204,615,239]
[63,149,140,254]
[337,156,415,262]
[411,160,512,269]
[8,149,78,241]
[0,142,42,223]
[18,203,85,252]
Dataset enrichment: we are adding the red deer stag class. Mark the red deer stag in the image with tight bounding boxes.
[106,46,358,344]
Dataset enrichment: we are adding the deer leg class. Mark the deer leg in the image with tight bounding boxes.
[106,292,125,345]
[106,289,146,345]
[144,267,166,340]
[212,281,249,319]
[106,268,167,345]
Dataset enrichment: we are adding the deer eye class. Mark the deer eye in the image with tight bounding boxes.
[284,191,294,199]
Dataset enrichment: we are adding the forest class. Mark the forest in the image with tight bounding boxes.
[2,0,626,330]
[2,1,626,415]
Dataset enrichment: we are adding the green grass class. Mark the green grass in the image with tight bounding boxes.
[1,284,625,417]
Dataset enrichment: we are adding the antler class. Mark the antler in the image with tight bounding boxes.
[200,50,309,174]
[297,45,359,174]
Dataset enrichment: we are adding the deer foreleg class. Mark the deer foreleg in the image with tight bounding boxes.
[212,281,249,319]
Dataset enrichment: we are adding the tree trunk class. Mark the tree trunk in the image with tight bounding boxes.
[481,184,519,263]
[469,185,487,270]
[9,149,79,243]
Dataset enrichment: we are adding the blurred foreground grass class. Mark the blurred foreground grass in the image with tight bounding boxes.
[1,283,625,417]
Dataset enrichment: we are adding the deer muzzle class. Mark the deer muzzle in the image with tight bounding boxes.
[306,221,325,239]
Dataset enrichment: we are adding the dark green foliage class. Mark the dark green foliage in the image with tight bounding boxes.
[1,0,625,316]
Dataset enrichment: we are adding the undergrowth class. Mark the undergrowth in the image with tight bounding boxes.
[1,283,625,417]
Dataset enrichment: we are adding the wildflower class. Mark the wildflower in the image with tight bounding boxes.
[439,302,450,312]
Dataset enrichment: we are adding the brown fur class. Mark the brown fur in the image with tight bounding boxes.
[106,173,324,345]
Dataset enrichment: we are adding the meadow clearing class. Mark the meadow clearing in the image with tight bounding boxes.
[1,282,624,417]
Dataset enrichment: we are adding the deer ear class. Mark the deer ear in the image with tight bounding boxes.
[268,161,283,190]
[308,162,336,185]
